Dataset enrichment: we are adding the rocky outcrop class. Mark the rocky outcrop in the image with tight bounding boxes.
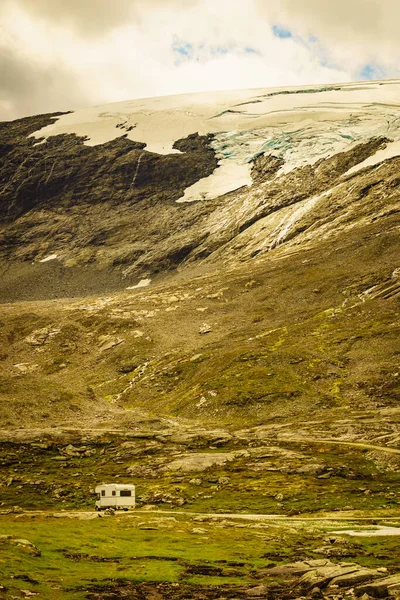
[162,451,249,473]
[0,535,41,556]
[260,560,400,597]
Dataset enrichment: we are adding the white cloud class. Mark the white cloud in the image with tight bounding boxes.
[0,0,397,120]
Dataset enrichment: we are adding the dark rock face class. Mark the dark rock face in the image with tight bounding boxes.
[250,153,284,183]
[0,117,217,221]
[0,114,220,298]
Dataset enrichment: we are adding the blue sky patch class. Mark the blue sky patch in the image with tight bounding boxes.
[244,47,259,55]
[171,38,260,64]
[210,45,231,57]
[272,25,293,39]
[172,39,194,61]
[359,64,386,81]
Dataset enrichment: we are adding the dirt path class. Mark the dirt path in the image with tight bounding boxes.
[276,438,400,455]
[136,510,400,522]
[9,509,400,522]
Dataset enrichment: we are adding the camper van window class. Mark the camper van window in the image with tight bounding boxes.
[96,494,100,500]
[120,490,132,497]
[112,491,116,496]
[101,490,105,497]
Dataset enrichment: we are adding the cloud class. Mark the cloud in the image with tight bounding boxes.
[0,47,89,121]
[260,0,400,74]
[0,0,398,121]
[13,0,135,36]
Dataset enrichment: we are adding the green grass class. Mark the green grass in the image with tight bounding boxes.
[1,513,399,599]
[0,514,292,598]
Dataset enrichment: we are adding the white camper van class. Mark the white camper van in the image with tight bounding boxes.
[95,484,136,511]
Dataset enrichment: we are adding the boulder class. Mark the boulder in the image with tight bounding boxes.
[218,476,231,485]
[25,326,60,346]
[295,463,326,476]
[356,574,400,598]
[258,561,321,579]
[0,536,41,557]
[298,564,370,591]
[189,478,203,486]
[329,569,379,588]
[245,584,269,597]
[162,451,248,473]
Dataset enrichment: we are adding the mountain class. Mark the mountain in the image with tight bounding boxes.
[0,79,399,426]
[0,80,399,599]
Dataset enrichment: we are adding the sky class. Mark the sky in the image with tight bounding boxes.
[0,0,399,120]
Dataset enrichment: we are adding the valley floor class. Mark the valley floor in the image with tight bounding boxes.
[1,510,400,599]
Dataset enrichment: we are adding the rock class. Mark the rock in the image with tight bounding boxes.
[329,570,378,588]
[3,537,42,556]
[98,335,124,352]
[298,564,371,591]
[258,562,317,579]
[245,584,269,597]
[275,493,284,501]
[76,513,99,520]
[310,587,323,598]
[13,363,39,374]
[295,464,326,476]
[103,508,115,516]
[218,476,231,485]
[162,451,248,473]
[189,478,203,486]
[199,323,212,334]
[25,326,60,346]
[356,574,400,598]
[63,444,83,457]
[132,330,144,338]
[314,546,355,558]
[191,528,207,534]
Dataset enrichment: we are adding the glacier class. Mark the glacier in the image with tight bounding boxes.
[31,80,400,203]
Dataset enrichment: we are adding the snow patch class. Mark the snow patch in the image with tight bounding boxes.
[344,140,400,177]
[39,254,58,263]
[178,160,251,202]
[126,278,151,290]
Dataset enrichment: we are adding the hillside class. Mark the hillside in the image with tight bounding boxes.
[0,80,399,599]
